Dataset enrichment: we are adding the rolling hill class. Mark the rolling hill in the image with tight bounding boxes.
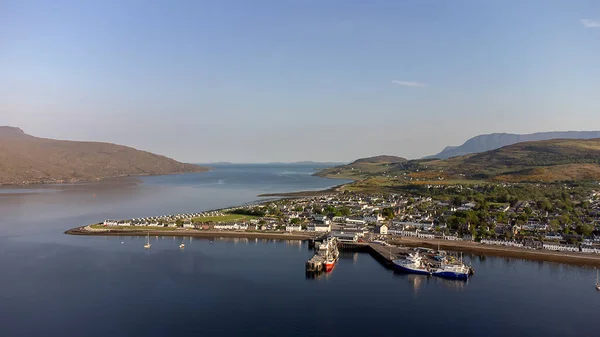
[314,155,407,179]
[425,131,600,159]
[318,139,600,183]
[0,126,207,185]
[351,155,407,164]
[430,138,600,182]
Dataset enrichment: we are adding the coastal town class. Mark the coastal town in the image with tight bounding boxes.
[74,184,600,262]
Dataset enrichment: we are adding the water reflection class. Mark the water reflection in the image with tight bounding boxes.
[406,274,429,294]
[305,270,332,281]
[435,277,468,291]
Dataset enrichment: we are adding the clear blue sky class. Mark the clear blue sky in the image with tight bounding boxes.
[2,0,599,162]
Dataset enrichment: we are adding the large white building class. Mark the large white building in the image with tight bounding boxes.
[307,223,331,232]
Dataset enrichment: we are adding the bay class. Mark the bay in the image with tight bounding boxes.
[0,164,598,337]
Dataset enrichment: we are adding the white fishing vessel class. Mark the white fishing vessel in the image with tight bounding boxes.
[432,252,470,280]
[596,270,600,291]
[392,252,431,275]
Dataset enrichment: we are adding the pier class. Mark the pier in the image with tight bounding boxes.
[336,242,475,276]
[338,242,409,268]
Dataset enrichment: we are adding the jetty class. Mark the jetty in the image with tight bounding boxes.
[334,241,475,276]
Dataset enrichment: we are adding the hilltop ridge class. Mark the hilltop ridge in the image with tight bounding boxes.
[317,138,600,185]
[426,131,600,159]
[0,127,207,185]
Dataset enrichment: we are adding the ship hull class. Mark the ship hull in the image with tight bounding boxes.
[432,270,469,280]
[392,261,431,275]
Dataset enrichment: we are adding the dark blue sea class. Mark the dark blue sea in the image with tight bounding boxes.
[0,164,598,337]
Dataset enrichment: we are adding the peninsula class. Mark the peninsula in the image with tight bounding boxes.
[0,126,207,185]
[66,189,600,267]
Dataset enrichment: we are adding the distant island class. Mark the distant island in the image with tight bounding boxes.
[0,126,207,185]
[425,131,600,159]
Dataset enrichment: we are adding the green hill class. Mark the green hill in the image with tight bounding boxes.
[432,138,600,181]
[314,155,407,180]
[318,139,600,184]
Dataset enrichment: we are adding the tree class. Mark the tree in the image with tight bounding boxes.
[324,205,336,215]
[537,199,552,213]
[290,218,301,224]
[575,224,594,237]
[549,219,560,232]
[382,207,395,220]
[452,196,466,206]
[339,207,351,217]
[176,219,184,227]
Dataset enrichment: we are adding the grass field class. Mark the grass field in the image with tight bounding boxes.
[191,213,259,223]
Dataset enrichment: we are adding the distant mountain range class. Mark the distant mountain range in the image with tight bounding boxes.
[425,131,600,159]
[0,126,207,185]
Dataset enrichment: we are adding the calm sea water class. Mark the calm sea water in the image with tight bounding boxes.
[0,164,598,337]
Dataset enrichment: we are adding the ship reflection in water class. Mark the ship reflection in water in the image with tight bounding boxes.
[436,277,468,291]
[305,270,333,280]
[404,274,429,294]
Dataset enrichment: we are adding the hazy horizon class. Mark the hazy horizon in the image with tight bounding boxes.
[2,1,599,162]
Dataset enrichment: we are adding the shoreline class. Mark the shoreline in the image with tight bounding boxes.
[65,227,600,266]
[0,170,209,188]
[392,237,600,267]
[257,182,351,197]
[65,226,315,241]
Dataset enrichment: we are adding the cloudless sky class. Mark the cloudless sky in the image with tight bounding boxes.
[1,0,599,162]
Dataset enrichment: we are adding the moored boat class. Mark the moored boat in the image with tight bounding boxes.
[432,263,470,280]
[306,237,339,273]
[144,232,151,249]
[392,252,431,275]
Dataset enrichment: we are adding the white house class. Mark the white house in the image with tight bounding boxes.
[330,232,359,242]
[346,218,366,225]
[285,224,302,232]
[214,223,235,230]
[376,224,388,235]
[313,215,328,222]
[307,223,331,232]
[363,215,383,223]
[542,243,579,252]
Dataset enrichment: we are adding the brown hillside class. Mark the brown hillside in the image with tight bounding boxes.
[0,126,207,185]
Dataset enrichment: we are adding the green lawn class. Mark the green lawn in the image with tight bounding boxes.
[191,213,259,223]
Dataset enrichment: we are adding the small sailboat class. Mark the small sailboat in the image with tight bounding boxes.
[144,232,151,249]
[596,270,600,291]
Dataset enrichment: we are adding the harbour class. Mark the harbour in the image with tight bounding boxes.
[307,238,474,280]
